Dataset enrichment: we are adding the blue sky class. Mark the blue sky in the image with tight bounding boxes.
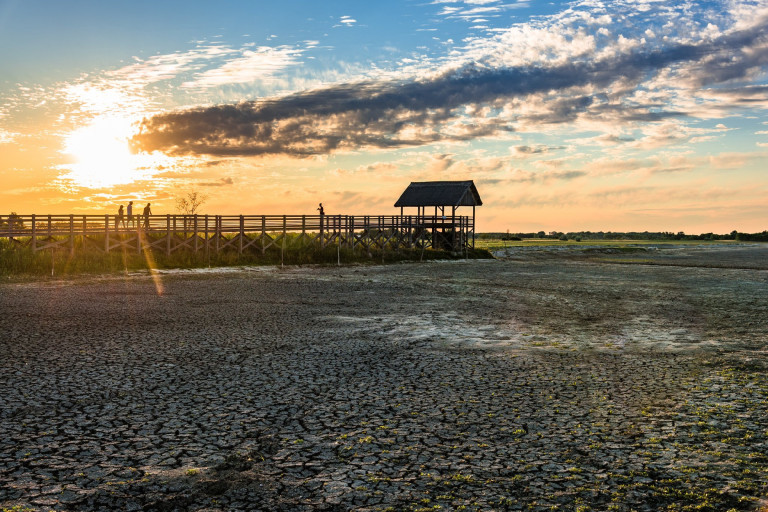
[1,0,767,232]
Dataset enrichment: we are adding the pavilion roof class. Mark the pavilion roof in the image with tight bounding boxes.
[394,180,482,208]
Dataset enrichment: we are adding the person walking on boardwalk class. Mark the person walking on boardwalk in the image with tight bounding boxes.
[116,204,125,230]
[127,201,134,228]
[317,203,324,216]
[142,203,152,229]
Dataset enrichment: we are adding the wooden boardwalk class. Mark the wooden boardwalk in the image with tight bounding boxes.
[0,213,475,255]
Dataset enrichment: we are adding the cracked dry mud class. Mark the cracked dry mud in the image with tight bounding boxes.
[1,244,767,511]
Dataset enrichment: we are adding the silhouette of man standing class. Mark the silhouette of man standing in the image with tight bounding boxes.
[126,201,134,228]
[142,203,152,229]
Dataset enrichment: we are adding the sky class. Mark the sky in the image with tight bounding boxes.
[1,0,767,233]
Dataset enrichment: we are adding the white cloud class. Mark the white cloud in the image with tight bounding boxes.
[0,129,18,144]
[108,45,236,87]
[182,46,304,89]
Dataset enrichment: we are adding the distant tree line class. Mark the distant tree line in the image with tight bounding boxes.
[478,230,768,242]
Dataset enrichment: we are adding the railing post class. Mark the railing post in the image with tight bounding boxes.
[216,216,220,254]
[282,215,287,265]
[350,216,355,249]
[261,215,266,254]
[320,213,324,249]
[205,215,209,260]
[104,214,110,253]
[136,215,141,254]
[239,215,244,255]
[301,215,306,248]
[166,214,171,256]
[31,214,36,252]
[194,214,198,253]
[69,215,74,254]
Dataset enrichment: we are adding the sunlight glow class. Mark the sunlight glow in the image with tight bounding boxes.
[61,116,170,188]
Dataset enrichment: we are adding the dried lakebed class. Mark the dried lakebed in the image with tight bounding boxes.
[1,244,767,511]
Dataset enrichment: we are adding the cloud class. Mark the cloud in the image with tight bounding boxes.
[181,46,304,89]
[434,1,529,21]
[130,6,768,158]
[0,129,19,144]
[200,177,234,186]
[515,145,564,155]
[107,45,237,87]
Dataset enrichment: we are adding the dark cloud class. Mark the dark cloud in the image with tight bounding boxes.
[131,23,768,157]
[200,177,234,186]
[515,145,565,154]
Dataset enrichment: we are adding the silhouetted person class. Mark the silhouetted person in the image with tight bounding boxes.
[127,201,134,228]
[317,203,324,216]
[143,203,152,229]
[116,205,124,230]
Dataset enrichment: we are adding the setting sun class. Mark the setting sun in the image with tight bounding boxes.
[63,116,142,188]
[61,116,172,189]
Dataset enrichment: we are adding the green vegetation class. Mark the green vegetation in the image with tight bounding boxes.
[478,229,768,242]
[0,235,492,278]
[1,506,36,512]
[474,232,768,252]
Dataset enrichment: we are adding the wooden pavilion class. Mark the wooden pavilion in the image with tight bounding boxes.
[394,180,482,249]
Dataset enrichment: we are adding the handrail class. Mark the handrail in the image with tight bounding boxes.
[0,214,473,236]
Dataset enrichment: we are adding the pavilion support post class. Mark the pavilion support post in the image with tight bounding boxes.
[301,215,306,248]
[452,206,456,251]
[432,207,437,249]
[408,215,412,248]
[136,219,141,254]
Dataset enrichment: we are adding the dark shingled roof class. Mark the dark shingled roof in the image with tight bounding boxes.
[394,180,482,208]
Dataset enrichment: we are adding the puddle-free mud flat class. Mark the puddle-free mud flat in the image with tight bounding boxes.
[2,244,767,511]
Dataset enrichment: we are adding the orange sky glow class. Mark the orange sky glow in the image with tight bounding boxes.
[2,1,767,234]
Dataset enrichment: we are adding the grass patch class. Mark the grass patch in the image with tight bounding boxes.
[475,238,743,251]
[0,236,492,279]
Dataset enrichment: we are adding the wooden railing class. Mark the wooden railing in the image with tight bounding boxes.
[0,213,476,254]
